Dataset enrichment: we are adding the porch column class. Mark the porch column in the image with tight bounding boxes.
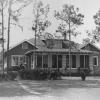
[33,53,35,69]
[62,55,66,69]
[27,55,29,69]
[48,54,52,68]
[33,53,37,69]
[89,54,94,74]
[76,54,80,68]
[42,54,43,68]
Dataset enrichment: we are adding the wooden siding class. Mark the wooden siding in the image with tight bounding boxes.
[81,43,100,75]
[6,41,35,67]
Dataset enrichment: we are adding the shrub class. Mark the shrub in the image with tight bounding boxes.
[18,69,62,80]
[7,71,18,80]
[0,71,18,81]
[0,72,8,81]
[49,70,61,80]
[7,66,25,71]
[77,67,90,76]
[18,69,46,80]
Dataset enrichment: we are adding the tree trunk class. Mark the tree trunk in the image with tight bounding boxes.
[7,2,11,71]
[1,3,4,76]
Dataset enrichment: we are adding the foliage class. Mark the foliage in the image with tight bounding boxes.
[86,9,100,43]
[0,71,17,81]
[82,37,91,44]
[32,1,51,38]
[77,67,90,76]
[8,0,32,30]
[7,71,18,80]
[19,69,47,80]
[88,29,100,43]
[7,66,25,71]
[55,4,84,40]
[18,69,62,80]
[0,0,32,70]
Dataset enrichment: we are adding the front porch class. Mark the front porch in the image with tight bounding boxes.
[25,49,93,74]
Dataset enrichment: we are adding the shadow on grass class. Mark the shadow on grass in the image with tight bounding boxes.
[0,78,100,97]
[0,81,44,97]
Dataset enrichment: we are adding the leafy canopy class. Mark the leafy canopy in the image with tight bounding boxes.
[32,1,51,38]
[55,4,84,39]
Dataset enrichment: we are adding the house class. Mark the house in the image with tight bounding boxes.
[81,43,100,75]
[4,39,36,69]
[0,51,3,70]
[4,38,100,75]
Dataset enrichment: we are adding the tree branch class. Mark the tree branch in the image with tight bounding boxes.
[10,22,23,31]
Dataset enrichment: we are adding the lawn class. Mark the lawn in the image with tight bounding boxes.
[0,77,100,100]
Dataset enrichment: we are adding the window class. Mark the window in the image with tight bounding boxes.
[52,55,62,68]
[80,55,89,68]
[93,56,98,66]
[66,55,69,68]
[80,55,84,68]
[22,42,28,49]
[85,55,89,68]
[37,55,42,68]
[11,55,26,66]
[58,55,62,68]
[52,55,57,68]
[43,55,48,68]
[72,55,76,68]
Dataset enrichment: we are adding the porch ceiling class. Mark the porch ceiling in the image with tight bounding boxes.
[25,48,95,55]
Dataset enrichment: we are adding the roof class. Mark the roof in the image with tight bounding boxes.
[6,38,99,55]
[80,43,100,51]
[4,39,33,52]
[27,38,47,49]
[5,38,47,52]
[25,48,95,55]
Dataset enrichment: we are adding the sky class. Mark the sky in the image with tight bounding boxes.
[4,0,100,48]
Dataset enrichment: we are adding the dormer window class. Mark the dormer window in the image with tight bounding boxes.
[22,42,28,49]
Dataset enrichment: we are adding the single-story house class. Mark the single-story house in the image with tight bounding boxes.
[81,43,100,75]
[4,38,100,75]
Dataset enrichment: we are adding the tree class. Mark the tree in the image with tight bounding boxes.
[0,0,7,76]
[82,30,96,45]
[86,10,100,43]
[55,4,84,75]
[32,1,51,68]
[83,38,91,44]
[32,1,51,38]
[0,0,32,73]
[6,0,32,70]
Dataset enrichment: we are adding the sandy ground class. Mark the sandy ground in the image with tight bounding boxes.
[0,76,100,100]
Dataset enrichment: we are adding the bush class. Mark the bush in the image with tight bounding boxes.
[0,72,8,81]
[0,71,18,81]
[48,70,61,80]
[7,66,25,71]
[18,69,47,80]
[77,67,90,76]
[7,71,18,80]
[18,69,62,80]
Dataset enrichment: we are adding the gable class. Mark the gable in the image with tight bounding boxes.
[81,43,100,52]
[28,38,46,49]
[5,41,36,56]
